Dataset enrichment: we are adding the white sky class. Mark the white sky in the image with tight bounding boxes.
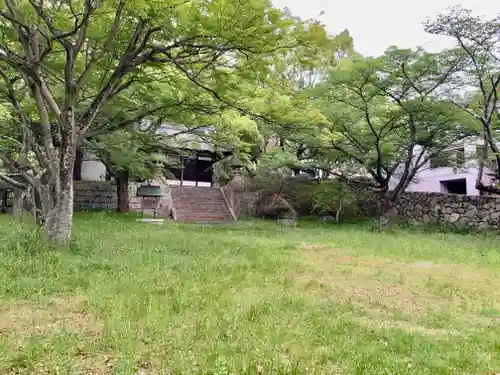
[272,0,500,57]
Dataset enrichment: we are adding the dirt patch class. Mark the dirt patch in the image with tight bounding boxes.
[0,295,103,336]
[296,273,435,316]
[77,354,118,375]
[296,243,500,318]
[355,316,458,338]
[299,242,499,287]
[300,243,337,251]
[299,243,402,269]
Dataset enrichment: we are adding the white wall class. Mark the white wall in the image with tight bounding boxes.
[80,159,213,186]
[81,160,107,181]
[390,142,495,196]
[403,167,489,196]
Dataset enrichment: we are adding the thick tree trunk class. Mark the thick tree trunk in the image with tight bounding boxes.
[73,148,83,181]
[379,194,397,228]
[116,171,130,213]
[44,181,74,244]
[12,188,24,218]
[43,110,77,245]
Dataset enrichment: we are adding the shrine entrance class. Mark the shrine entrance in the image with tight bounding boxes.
[167,151,218,187]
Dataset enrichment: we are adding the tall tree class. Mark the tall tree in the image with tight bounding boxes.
[424,6,500,193]
[312,48,470,223]
[86,129,167,213]
[0,0,325,244]
[257,28,354,167]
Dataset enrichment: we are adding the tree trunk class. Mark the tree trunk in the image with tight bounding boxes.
[44,180,74,245]
[43,111,77,245]
[335,199,343,222]
[23,185,40,223]
[73,148,83,181]
[379,194,397,228]
[12,188,24,218]
[116,171,130,213]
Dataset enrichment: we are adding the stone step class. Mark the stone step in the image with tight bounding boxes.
[170,186,234,223]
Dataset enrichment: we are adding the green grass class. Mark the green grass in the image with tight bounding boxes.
[1,213,500,374]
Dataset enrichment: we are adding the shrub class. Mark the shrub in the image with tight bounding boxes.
[247,150,298,220]
[254,193,297,219]
[282,178,378,221]
[247,150,378,221]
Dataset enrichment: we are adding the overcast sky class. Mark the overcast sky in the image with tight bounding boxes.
[272,0,500,57]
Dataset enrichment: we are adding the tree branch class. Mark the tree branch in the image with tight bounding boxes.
[79,19,150,132]
[0,173,26,189]
[76,0,126,89]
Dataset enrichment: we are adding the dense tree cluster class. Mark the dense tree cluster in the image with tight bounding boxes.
[0,1,497,242]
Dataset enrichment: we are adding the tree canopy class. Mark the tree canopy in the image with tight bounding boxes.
[0,0,332,243]
[254,47,472,224]
[1,1,496,237]
[424,5,500,193]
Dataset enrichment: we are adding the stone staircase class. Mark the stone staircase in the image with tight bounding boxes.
[170,186,235,223]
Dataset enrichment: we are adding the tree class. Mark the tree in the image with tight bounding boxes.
[255,28,354,168]
[0,73,49,220]
[0,0,325,244]
[312,48,470,224]
[249,149,297,220]
[424,6,500,193]
[86,129,167,212]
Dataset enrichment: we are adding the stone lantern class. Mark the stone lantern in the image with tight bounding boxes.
[228,157,245,190]
[226,157,246,216]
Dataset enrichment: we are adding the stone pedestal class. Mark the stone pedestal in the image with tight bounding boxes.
[225,165,245,216]
[129,174,173,218]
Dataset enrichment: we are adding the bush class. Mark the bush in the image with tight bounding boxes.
[281,178,378,221]
[253,193,297,219]
[247,150,378,221]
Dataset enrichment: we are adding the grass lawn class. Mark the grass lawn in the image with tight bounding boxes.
[1,213,500,374]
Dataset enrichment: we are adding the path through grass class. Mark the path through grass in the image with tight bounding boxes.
[1,213,500,374]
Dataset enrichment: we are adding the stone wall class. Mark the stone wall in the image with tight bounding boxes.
[73,181,116,211]
[1,181,118,213]
[8,175,500,230]
[394,192,500,230]
[73,177,172,216]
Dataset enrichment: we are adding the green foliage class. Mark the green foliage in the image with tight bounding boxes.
[429,147,466,169]
[253,193,297,219]
[247,148,377,221]
[310,181,360,217]
[310,48,471,198]
[281,178,378,220]
[248,149,298,219]
[0,0,334,172]
[0,100,20,167]
[88,129,167,181]
[250,149,297,194]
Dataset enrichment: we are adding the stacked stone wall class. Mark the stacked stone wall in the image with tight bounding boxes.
[73,181,116,211]
[394,192,500,230]
[73,178,172,216]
